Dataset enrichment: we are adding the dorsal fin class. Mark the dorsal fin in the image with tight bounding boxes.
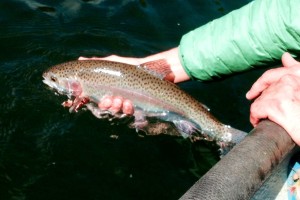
[139,59,175,82]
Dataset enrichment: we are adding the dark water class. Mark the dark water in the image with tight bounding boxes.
[0,0,263,199]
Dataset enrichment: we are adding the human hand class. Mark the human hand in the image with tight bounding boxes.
[248,74,300,145]
[99,96,134,115]
[246,52,300,100]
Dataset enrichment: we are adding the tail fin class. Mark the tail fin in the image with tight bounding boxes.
[218,126,248,156]
[173,121,248,156]
[227,126,248,144]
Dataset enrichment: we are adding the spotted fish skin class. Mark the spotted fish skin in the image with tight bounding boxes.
[42,60,247,152]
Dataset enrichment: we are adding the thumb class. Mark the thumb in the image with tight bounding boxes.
[282,52,299,68]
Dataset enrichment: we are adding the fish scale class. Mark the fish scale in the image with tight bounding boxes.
[42,60,247,154]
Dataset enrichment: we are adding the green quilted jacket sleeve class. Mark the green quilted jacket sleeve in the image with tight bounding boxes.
[179,0,300,81]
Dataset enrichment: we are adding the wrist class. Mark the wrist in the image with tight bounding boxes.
[140,48,190,83]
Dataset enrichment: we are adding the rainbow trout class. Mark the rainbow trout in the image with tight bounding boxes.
[42,60,247,154]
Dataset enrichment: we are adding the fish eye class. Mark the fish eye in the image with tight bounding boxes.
[50,76,57,82]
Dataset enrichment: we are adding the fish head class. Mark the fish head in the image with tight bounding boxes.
[42,67,82,98]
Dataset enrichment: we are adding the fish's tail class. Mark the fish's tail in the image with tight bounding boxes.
[227,126,248,144]
[173,119,248,156]
[217,126,248,156]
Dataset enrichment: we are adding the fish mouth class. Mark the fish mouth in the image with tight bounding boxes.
[42,77,56,90]
[42,77,69,97]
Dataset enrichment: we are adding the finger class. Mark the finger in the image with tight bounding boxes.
[246,52,299,100]
[250,116,260,127]
[249,105,267,127]
[78,56,102,61]
[281,52,299,68]
[98,96,113,110]
[109,96,124,114]
[122,99,134,115]
[78,55,140,65]
[103,55,140,65]
[246,67,288,100]
[78,56,89,60]
[249,97,273,126]
[250,95,288,128]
